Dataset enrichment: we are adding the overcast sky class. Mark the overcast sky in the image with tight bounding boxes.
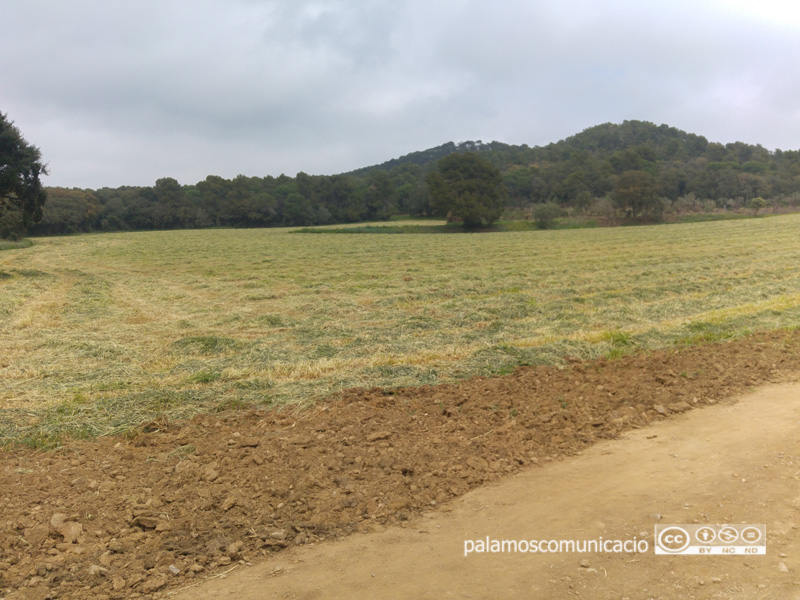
[2,0,800,188]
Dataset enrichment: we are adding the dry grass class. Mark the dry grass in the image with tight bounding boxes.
[2,215,800,445]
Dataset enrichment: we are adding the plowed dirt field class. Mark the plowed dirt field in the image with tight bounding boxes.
[2,330,799,599]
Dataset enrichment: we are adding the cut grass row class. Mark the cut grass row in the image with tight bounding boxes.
[2,215,800,446]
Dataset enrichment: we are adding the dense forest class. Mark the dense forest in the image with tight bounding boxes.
[31,120,800,235]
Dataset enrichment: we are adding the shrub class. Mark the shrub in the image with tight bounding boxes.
[532,202,563,229]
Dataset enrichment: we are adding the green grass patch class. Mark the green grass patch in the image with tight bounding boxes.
[171,336,240,355]
[294,221,543,234]
[292,214,758,234]
[677,320,746,345]
[293,224,461,234]
[601,330,635,359]
[187,369,222,384]
[0,239,33,251]
[672,212,766,224]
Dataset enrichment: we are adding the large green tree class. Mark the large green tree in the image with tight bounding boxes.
[0,112,47,239]
[30,188,101,235]
[426,152,505,228]
[611,170,663,219]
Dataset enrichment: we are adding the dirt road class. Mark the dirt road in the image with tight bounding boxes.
[171,381,800,600]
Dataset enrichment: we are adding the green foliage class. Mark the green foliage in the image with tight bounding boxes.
[750,197,768,214]
[532,202,563,229]
[0,205,24,240]
[33,187,101,234]
[0,238,33,251]
[27,119,800,237]
[427,152,505,228]
[294,219,603,234]
[612,170,664,220]
[0,112,47,239]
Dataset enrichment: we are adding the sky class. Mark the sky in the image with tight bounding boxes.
[2,0,800,189]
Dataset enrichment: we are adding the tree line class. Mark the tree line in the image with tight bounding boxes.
[0,112,47,239]
[9,119,800,237]
[31,169,430,235]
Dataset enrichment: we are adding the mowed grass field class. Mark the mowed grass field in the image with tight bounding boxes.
[2,214,800,446]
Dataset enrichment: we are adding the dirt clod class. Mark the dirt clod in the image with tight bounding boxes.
[49,514,82,543]
[140,574,169,593]
[367,431,393,442]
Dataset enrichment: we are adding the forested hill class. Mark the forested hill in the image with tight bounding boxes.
[33,120,800,235]
[345,140,519,176]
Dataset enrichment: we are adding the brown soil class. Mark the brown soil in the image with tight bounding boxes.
[2,330,799,599]
[176,379,800,600]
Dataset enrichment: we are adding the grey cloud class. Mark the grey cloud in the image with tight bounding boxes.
[2,0,800,188]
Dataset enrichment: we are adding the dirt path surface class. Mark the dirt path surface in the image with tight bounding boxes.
[172,380,800,600]
[1,330,800,599]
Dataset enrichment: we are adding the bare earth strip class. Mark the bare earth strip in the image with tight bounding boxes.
[2,331,800,599]
[173,381,800,600]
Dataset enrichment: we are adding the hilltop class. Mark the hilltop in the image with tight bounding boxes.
[33,120,800,235]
